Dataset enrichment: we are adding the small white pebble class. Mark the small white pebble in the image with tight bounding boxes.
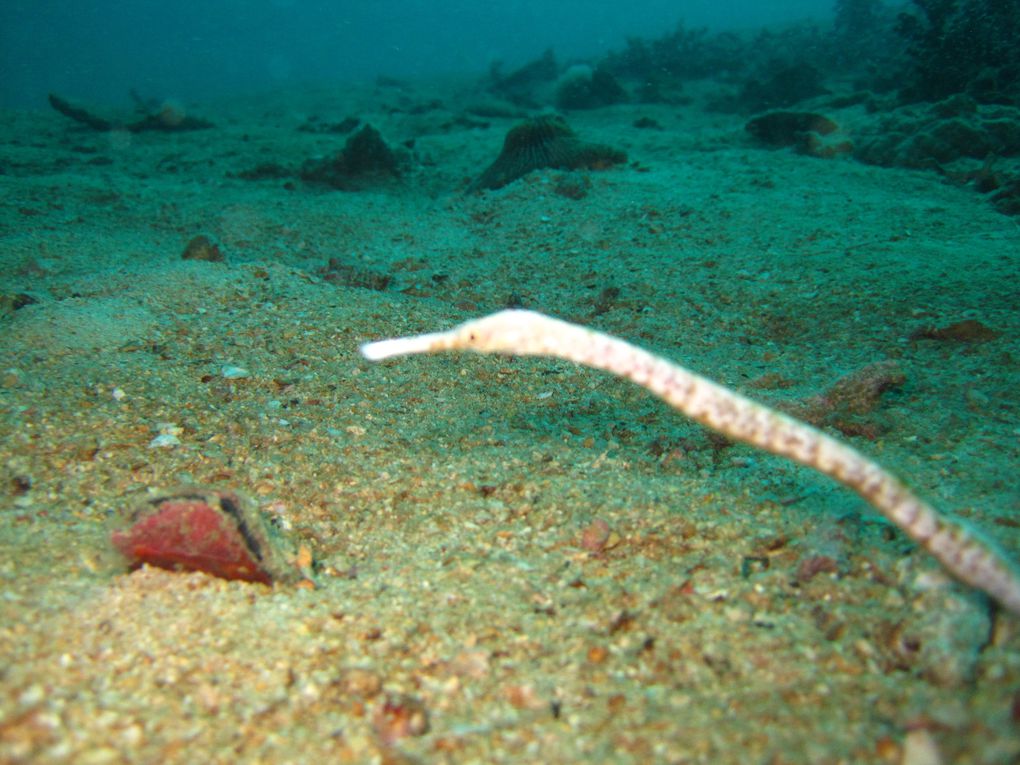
[77,746,121,765]
[148,433,181,449]
[119,724,143,747]
[18,684,45,706]
[901,729,943,765]
[222,365,250,379]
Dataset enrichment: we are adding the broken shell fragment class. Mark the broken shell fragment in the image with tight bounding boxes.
[110,487,302,584]
[372,693,430,745]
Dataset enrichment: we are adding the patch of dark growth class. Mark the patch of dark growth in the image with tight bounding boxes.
[733,61,829,113]
[830,0,906,91]
[487,49,559,107]
[49,93,214,133]
[745,111,846,159]
[233,162,293,181]
[555,65,628,110]
[297,116,361,134]
[896,0,1020,104]
[853,95,1020,214]
[601,22,746,98]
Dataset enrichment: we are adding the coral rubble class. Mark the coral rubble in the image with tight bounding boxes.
[48,93,214,132]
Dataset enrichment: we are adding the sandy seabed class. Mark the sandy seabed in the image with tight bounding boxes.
[1,79,1019,764]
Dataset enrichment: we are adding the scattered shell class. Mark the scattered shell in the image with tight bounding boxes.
[901,728,943,765]
[221,365,250,379]
[580,518,611,553]
[372,693,430,745]
[148,433,180,449]
[111,487,303,584]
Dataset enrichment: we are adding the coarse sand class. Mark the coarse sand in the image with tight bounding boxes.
[2,80,1019,764]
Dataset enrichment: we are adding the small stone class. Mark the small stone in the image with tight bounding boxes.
[221,365,250,379]
[372,693,430,745]
[148,433,181,449]
[580,518,611,553]
[78,747,121,765]
[901,728,943,765]
[18,683,46,706]
[1,368,26,388]
[149,423,182,448]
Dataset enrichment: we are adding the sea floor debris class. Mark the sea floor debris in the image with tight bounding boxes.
[111,488,302,585]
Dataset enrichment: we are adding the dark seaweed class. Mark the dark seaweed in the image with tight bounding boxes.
[896,0,1020,103]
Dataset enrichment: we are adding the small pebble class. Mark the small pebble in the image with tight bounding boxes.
[372,693,429,744]
[18,683,45,706]
[221,365,250,379]
[580,518,611,553]
[901,728,943,765]
[148,423,182,448]
[148,433,181,449]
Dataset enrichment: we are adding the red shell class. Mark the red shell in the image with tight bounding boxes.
[111,496,272,584]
